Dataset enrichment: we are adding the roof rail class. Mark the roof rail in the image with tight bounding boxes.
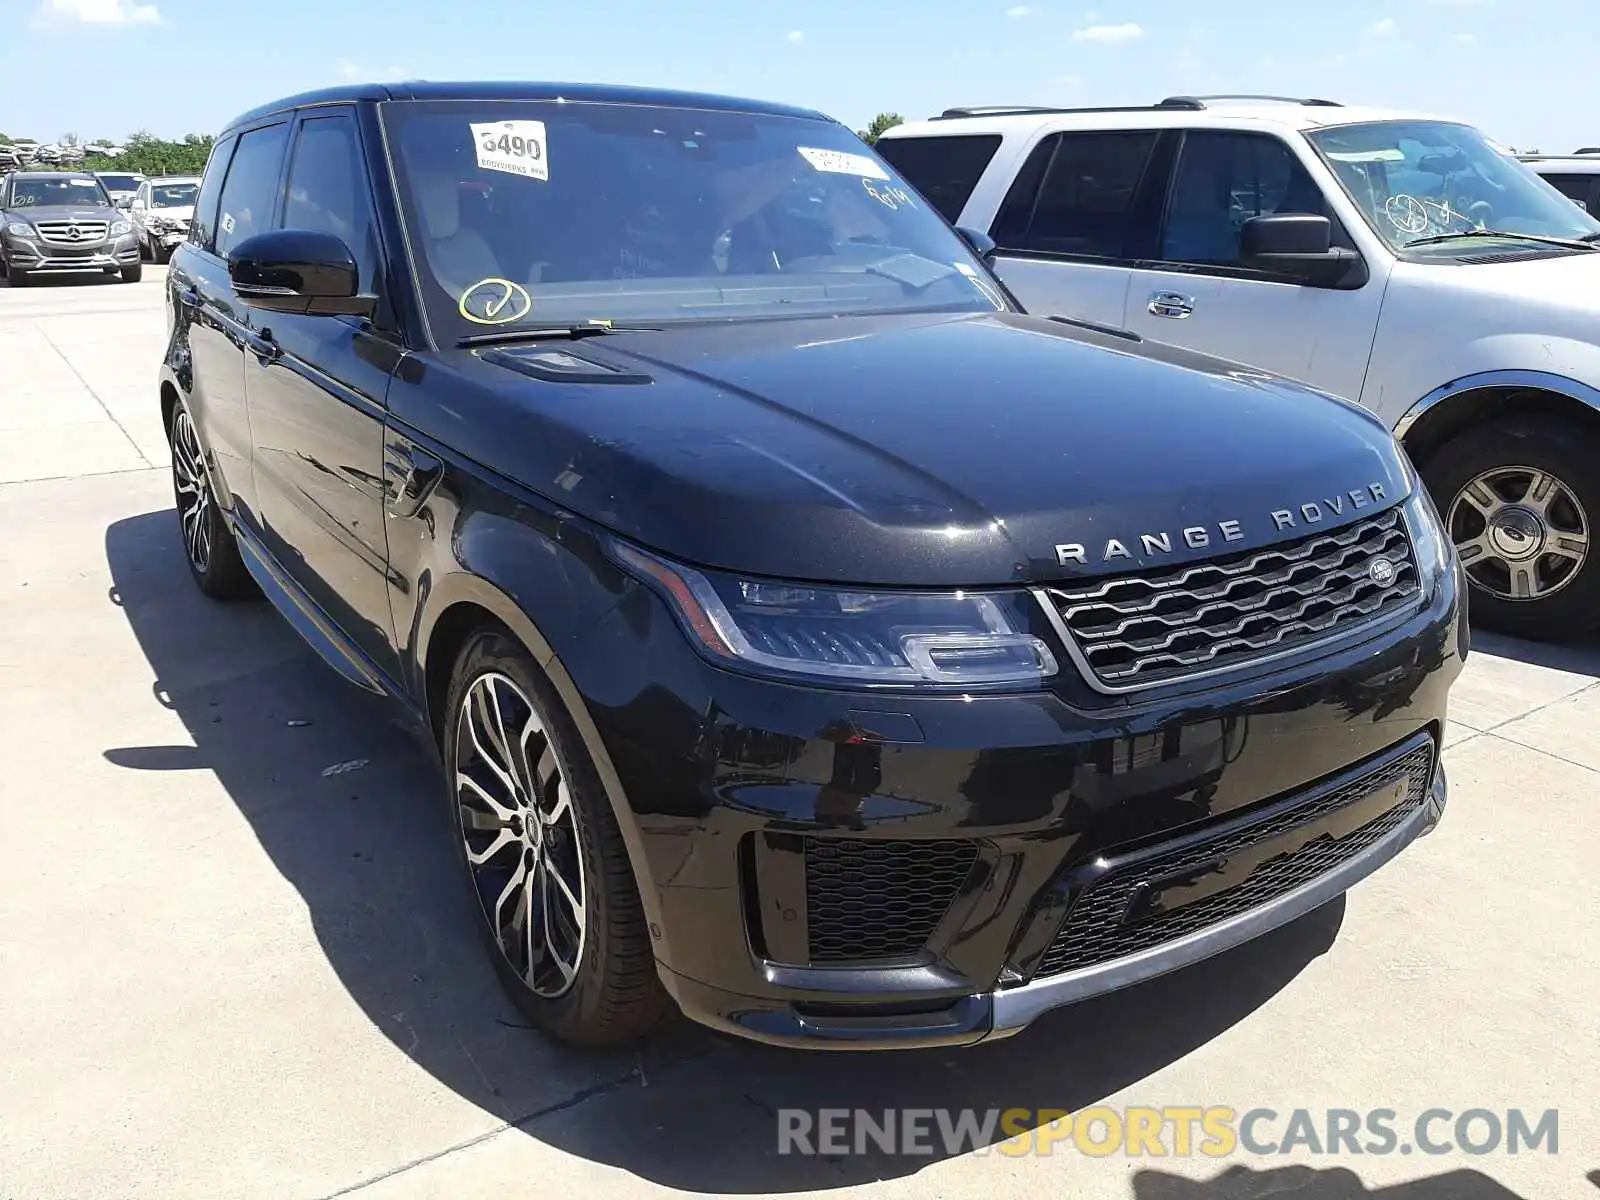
[1159,93,1342,108]
[932,98,1205,120]
[1576,146,1600,155]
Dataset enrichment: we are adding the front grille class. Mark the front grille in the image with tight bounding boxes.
[1044,505,1420,690]
[1035,739,1435,978]
[805,838,978,963]
[35,220,110,246]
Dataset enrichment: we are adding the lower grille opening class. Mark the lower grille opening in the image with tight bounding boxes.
[805,838,979,964]
[1036,739,1436,979]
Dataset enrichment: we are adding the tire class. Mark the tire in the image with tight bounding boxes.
[138,234,152,262]
[169,403,256,600]
[1419,416,1600,641]
[154,243,171,265]
[120,263,143,284]
[6,263,30,287]
[443,628,669,1048]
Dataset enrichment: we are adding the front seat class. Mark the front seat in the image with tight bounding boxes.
[412,170,500,299]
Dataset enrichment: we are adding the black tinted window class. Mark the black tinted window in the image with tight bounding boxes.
[283,115,379,290]
[190,136,235,252]
[1007,131,1157,258]
[1540,174,1592,207]
[215,123,289,258]
[1162,132,1328,266]
[990,137,1056,246]
[873,134,1001,222]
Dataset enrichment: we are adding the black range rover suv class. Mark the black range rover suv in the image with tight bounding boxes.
[161,82,1466,1051]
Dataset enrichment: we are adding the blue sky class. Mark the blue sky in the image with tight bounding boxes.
[3,0,1596,153]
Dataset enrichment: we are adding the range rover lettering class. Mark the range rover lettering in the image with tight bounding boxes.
[159,83,1466,1050]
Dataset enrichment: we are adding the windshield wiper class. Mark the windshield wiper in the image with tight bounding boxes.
[458,322,656,348]
[1404,230,1600,252]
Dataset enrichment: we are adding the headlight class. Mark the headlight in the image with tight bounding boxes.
[110,219,133,237]
[5,222,34,238]
[613,542,1060,687]
[1401,457,1452,581]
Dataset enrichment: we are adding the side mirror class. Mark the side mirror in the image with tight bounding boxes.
[1240,214,1365,286]
[228,229,375,317]
[955,225,997,260]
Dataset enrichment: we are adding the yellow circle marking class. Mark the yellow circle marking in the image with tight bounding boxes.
[459,278,533,325]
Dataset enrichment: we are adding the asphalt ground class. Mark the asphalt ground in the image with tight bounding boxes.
[1,270,1597,1199]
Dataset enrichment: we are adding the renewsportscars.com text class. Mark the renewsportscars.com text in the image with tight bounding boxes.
[776,1106,1559,1159]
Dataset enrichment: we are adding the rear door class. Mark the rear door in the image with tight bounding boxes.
[980,129,1166,326]
[1120,129,1387,402]
[243,106,403,682]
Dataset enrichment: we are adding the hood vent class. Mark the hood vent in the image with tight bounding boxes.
[479,346,653,386]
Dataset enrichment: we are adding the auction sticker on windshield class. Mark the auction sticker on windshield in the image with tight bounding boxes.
[797,146,890,180]
[471,120,549,181]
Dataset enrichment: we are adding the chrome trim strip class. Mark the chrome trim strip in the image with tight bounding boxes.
[989,763,1445,1033]
[1393,369,1600,441]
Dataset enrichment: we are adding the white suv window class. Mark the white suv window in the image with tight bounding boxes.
[991,131,1158,258]
[1161,131,1329,267]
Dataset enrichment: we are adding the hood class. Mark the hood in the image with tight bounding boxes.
[4,204,118,224]
[426,311,1409,587]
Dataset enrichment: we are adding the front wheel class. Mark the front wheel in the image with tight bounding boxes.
[1421,417,1598,640]
[443,629,669,1048]
[120,263,143,283]
[170,404,256,600]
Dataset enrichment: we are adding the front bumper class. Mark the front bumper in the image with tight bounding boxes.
[562,549,1466,1050]
[3,234,139,273]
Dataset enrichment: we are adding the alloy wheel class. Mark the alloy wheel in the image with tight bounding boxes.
[1447,464,1590,602]
[454,672,587,999]
[171,409,213,574]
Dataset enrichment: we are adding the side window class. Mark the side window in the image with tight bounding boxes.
[997,131,1158,258]
[189,135,236,253]
[1161,132,1329,267]
[1540,174,1591,208]
[215,122,290,258]
[282,114,380,291]
[873,134,1002,223]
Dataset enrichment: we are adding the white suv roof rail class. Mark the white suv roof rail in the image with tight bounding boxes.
[1158,93,1343,109]
[930,95,1343,122]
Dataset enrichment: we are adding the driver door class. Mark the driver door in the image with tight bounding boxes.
[1122,130,1390,403]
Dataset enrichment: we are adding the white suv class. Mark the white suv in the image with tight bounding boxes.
[878,95,1600,639]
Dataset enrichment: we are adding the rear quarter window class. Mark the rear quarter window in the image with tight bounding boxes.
[874,134,1002,223]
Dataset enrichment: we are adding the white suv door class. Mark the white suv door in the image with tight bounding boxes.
[1117,130,1389,402]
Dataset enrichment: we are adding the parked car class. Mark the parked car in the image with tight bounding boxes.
[95,170,146,208]
[878,95,1600,639]
[1521,154,1600,211]
[162,81,1463,1051]
[129,175,199,262]
[0,170,142,284]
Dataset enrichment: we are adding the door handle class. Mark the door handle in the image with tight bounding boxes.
[1147,291,1195,319]
[245,329,280,364]
[385,444,443,519]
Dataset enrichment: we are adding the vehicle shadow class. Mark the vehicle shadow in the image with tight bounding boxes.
[1468,626,1600,678]
[107,506,1349,1194]
[1131,1164,1531,1198]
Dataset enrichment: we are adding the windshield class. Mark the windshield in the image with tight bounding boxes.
[98,174,139,191]
[381,100,1006,340]
[151,182,198,208]
[8,176,109,208]
[1307,121,1600,252]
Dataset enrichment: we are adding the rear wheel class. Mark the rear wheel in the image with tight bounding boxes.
[170,404,256,600]
[443,629,669,1048]
[1420,417,1599,640]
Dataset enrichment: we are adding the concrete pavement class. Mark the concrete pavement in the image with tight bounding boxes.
[1,273,1596,1199]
